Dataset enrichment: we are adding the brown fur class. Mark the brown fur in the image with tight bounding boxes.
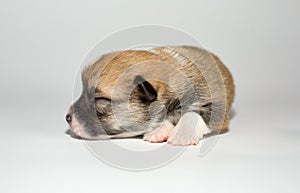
[67,46,235,140]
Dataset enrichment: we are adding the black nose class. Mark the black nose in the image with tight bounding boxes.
[65,114,72,124]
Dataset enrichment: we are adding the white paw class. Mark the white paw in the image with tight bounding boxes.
[167,112,211,146]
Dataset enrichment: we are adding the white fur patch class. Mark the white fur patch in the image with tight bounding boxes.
[167,112,211,146]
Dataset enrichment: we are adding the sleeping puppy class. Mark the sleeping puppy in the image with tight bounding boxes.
[65,46,235,146]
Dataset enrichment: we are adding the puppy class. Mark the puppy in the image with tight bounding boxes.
[66,46,234,146]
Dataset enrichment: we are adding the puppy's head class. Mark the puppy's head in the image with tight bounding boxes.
[65,51,173,139]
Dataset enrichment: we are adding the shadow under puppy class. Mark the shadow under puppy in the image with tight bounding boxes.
[66,46,235,146]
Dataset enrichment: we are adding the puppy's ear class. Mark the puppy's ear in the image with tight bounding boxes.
[134,75,157,102]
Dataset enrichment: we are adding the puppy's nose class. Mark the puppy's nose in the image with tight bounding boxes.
[65,114,72,124]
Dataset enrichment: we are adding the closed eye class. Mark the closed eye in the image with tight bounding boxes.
[95,97,111,101]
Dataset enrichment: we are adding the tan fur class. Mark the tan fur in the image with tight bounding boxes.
[97,51,160,97]
[68,46,235,142]
[82,46,234,131]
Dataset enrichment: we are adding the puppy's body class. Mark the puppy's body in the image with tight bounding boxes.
[66,46,234,145]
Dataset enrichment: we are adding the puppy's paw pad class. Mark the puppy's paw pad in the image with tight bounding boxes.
[143,121,174,143]
[143,133,168,143]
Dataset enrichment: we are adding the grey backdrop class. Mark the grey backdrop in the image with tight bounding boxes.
[1,0,299,192]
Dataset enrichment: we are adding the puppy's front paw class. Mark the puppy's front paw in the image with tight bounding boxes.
[143,121,174,143]
[167,112,211,146]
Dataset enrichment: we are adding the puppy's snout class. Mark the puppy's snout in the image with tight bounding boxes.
[66,114,72,124]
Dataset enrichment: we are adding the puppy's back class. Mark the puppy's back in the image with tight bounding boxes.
[151,46,234,109]
[171,46,235,108]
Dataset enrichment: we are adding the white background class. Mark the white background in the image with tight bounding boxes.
[1,0,299,192]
